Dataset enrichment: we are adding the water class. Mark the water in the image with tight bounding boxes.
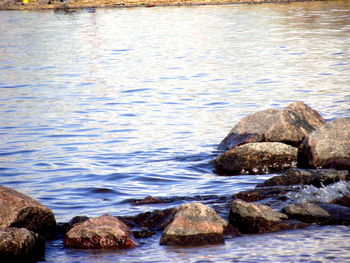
[1,0,350,261]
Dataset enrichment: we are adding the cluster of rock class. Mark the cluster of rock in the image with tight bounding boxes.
[0,185,55,260]
[2,101,350,258]
[215,101,350,174]
[2,170,350,257]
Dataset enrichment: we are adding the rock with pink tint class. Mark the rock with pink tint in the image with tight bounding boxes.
[64,214,135,249]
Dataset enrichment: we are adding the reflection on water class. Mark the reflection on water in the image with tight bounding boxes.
[1,0,350,262]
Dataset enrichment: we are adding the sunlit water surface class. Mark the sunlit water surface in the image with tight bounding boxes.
[1,0,350,261]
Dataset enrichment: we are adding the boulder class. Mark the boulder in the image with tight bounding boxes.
[283,202,350,225]
[257,168,350,188]
[215,142,297,175]
[0,227,44,260]
[219,101,324,150]
[298,117,350,169]
[160,203,228,246]
[229,200,307,234]
[0,185,56,238]
[64,214,135,249]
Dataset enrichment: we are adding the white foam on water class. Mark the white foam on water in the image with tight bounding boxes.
[286,181,350,203]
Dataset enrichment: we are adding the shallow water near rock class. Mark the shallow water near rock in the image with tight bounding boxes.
[1,0,350,261]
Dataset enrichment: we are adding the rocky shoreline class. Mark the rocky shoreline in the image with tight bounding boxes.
[1,101,350,260]
[0,0,324,11]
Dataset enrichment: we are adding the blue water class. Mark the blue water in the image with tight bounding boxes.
[1,1,350,261]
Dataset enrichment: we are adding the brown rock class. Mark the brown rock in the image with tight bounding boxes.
[332,194,350,207]
[298,117,350,169]
[229,200,307,234]
[133,208,176,230]
[232,186,301,202]
[215,142,297,175]
[160,203,228,246]
[0,227,44,260]
[0,185,56,238]
[219,101,324,150]
[64,214,135,249]
[257,168,350,188]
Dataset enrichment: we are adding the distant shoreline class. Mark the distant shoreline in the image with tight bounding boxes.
[0,0,324,11]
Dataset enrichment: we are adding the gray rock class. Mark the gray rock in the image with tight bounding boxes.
[283,202,350,225]
[160,203,228,246]
[0,185,56,238]
[298,117,350,169]
[219,101,324,150]
[0,227,44,260]
[257,168,350,188]
[64,214,135,249]
[215,142,297,175]
[229,200,307,234]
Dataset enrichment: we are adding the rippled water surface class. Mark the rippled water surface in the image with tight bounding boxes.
[1,0,350,261]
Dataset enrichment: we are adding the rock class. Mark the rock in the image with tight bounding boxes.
[0,227,44,260]
[229,200,307,234]
[215,142,297,175]
[232,186,301,203]
[133,208,176,231]
[132,229,156,239]
[257,168,350,188]
[59,216,90,235]
[219,101,324,150]
[283,202,350,225]
[64,214,135,249]
[160,203,228,246]
[0,185,56,238]
[332,194,350,207]
[298,117,350,169]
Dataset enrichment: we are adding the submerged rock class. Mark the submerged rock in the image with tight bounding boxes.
[0,227,44,260]
[64,214,135,249]
[232,186,301,203]
[133,208,177,231]
[332,194,350,207]
[257,168,350,188]
[160,203,228,246]
[298,117,350,169]
[229,200,307,234]
[215,142,297,175]
[0,185,56,238]
[283,202,350,225]
[219,101,324,150]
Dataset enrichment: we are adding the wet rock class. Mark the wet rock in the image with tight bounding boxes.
[219,101,324,150]
[229,200,307,234]
[0,185,56,238]
[0,227,44,260]
[215,142,297,175]
[64,214,136,249]
[298,117,350,169]
[132,229,156,239]
[131,196,169,205]
[257,168,350,188]
[160,203,228,246]
[133,208,176,231]
[283,202,350,225]
[232,186,301,202]
[332,194,350,207]
[130,194,230,206]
